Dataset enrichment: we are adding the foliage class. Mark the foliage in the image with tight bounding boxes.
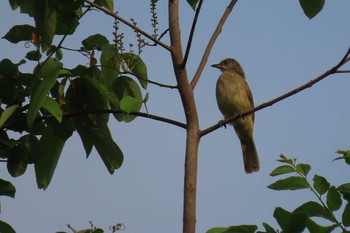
[207,152,350,233]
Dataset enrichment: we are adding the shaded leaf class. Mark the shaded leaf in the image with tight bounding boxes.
[343,203,350,226]
[338,183,350,202]
[0,179,16,198]
[270,165,295,176]
[27,59,62,128]
[305,218,339,233]
[0,220,16,233]
[206,225,257,233]
[2,24,35,43]
[26,50,42,61]
[82,34,109,51]
[261,223,277,233]
[186,0,199,10]
[294,201,334,222]
[0,105,20,128]
[94,0,114,11]
[327,186,342,211]
[101,43,119,86]
[273,207,308,233]
[268,176,309,191]
[35,120,73,189]
[313,174,330,195]
[299,0,325,19]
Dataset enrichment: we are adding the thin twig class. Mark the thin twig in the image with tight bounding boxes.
[1,110,186,131]
[181,0,204,68]
[190,0,238,89]
[200,47,350,137]
[83,0,172,52]
[120,71,178,89]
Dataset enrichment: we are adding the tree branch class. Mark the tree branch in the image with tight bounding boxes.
[190,0,238,89]
[83,0,172,52]
[181,0,204,68]
[120,71,178,89]
[1,110,187,131]
[200,46,350,137]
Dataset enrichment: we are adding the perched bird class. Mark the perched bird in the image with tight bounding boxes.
[212,58,259,173]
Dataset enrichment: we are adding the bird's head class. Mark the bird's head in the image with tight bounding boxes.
[211,58,245,77]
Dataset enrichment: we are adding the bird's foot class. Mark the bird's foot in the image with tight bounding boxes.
[218,120,227,129]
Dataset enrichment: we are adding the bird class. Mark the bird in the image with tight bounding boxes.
[212,58,260,173]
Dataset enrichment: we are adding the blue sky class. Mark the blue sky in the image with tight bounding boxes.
[1,1,350,232]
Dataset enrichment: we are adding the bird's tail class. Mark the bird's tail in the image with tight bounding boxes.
[241,137,260,173]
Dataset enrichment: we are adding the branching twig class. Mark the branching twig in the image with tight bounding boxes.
[83,0,172,52]
[1,110,186,131]
[200,47,350,137]
[181,0,204,68]
[120,71,178,89]
[190,0,238,89]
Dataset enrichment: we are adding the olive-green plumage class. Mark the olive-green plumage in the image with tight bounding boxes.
[212,58,259,173]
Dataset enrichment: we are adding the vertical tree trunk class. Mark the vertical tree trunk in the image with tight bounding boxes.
[168,1,200,233]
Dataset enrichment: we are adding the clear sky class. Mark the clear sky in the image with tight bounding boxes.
[1,1,350,233]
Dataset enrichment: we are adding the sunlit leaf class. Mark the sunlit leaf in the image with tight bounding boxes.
[41,96,62,123]
[123,53,148,89]
[299,0,325,19]
[268,176,309,191]
[0,105,19,128]
[270,165,295,176]
[313,174,330,195]
[295,163,311,176]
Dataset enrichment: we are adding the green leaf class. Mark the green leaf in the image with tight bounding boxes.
[111,76,142,122]
[123,53,148,89]
[0,179,16,198]
[94,0,114,11]
[2,24,35,43]
[186,0,199,10]
[268,176,310,191]
[35,120,73,189]
[338,183,350,202]
[34,0,57,51]
[327,186,342,211]
[262,223,277,233]
[0,104,19,128]
[41,96,62,123]
[27,59,62,128]
[206,225,257,233]
[277,154,295,165]
[295,163,311,176]
[273,207,308,233]
[305,218,339,233]
[82,34,109,51]
[120,96,141,114]
[101,43,119,86]
[0,220,16,233]
[26,50,42,61]
[270,165,295,176]
[334,149,350,165]
[299,0,325,19]
[313,174,330,195]
[343,203,350,226]
[294,201,334,222]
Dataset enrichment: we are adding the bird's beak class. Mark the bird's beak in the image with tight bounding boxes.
[211,63,222,69]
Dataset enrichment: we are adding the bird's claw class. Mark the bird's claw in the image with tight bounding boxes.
[218,120,227,129]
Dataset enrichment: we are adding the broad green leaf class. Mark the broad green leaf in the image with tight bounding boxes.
[206,225,257,233]
[7,145,28,177]
[111,76,142,122]
[0,104,19,128]
[338,183,350,202]
[82,34,109,51]
[273,207,308,233]
[26,50,42,61]
[0,58,26,76]
[295,163,311,176]
[35,120,73,189]
[268,176,309,191]
[120,96,141,114]
[327,186,342,211]
[262,222,277,233]
[101,43,119,86]
[41,96,62,123]
[299,0,325,19]
[94,0,114,11]
[186,0,199,10]
[270,165,295,176]
[0,220,16,233]
[294,201,334,222]
[123,53,148,89]
[2,24,35,43]
[343,203,350,226]
[0,179,16,198]
[305,218,339,233]
[34,0,57,51]
[313,174,330,195]
[27,59,62,128]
